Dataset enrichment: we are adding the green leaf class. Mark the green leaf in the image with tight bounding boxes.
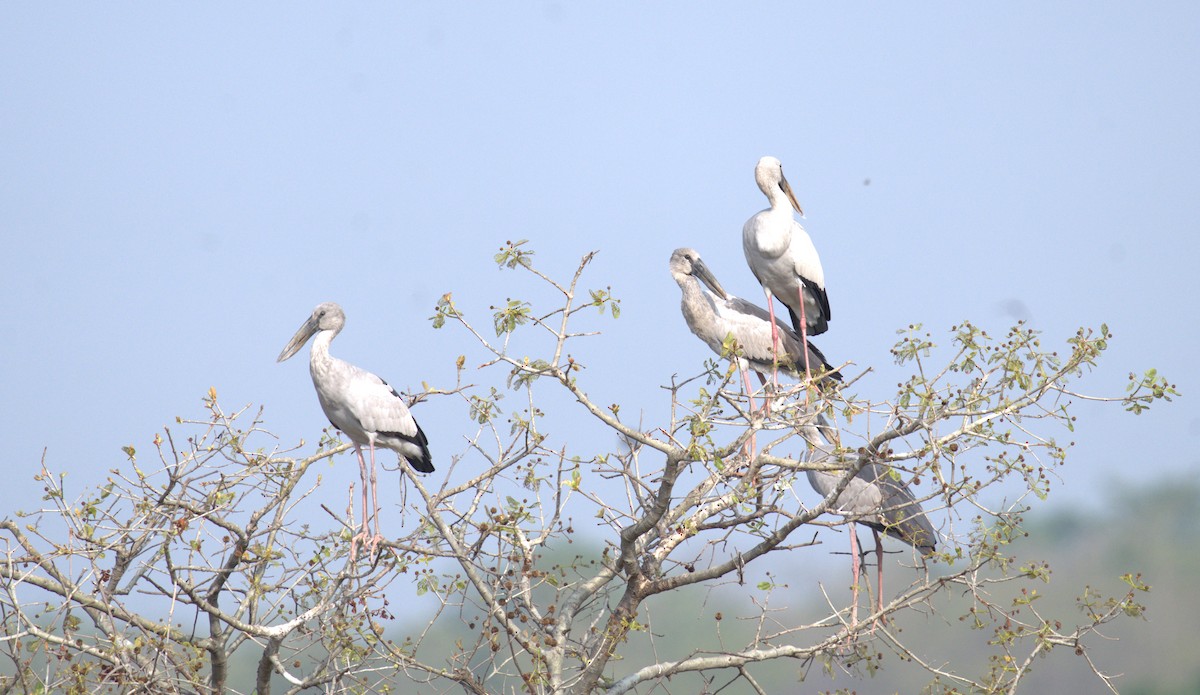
[493,299,532,336]
[494,239,535,269]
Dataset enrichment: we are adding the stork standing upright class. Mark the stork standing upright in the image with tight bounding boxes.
[669,247,841,409]
[277,302,432,559]
[742,156,830,384]
[801,416,936,625]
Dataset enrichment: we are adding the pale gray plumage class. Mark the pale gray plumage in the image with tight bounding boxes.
[803,416,935,622]
[669,248,840,384]
[805,452,937,554]
[277,301,431,558]
[742,155,830,336]
[277,302,432,472]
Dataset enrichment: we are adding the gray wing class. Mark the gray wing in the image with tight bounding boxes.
[343,366,433,473]
[807,467,884,515]
[805,442,936,555]
[718,294,841,382]
[858,463,936,554]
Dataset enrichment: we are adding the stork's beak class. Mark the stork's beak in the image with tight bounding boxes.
[691,258,729,300]
[779,175,804,217]
[277,316,319,362]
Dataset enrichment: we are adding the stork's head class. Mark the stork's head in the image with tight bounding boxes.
[668,247,728,300]
[754,155,803,216]
[277,302,346,362]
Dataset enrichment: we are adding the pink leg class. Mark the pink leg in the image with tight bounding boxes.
[874,530,885,620]
[740,366,759,462]
[741,366,757,414]
[856,530,887,634]
[754,371,771,415]
[797,288,813,398]
[763,290,782,389]
[368,442,383,553]
[849,528,862,625]
[351,444,371,560]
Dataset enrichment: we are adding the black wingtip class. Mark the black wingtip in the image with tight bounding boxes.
[409,423,434,473]
[805,341,844,386]
[408,447,434,474]
[787,306,802,334]
[406,436,434,473]
[380,424,434,473]
[785,279,831,336]
[787,305,830,337]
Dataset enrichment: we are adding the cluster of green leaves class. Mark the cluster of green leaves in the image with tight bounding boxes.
[494,238,535,270]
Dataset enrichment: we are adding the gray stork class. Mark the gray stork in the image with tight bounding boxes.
[670,245,839,462]
[277,302,432,559]
[802,416,936,625]
[670,248,840,402]
[742,156,830,384]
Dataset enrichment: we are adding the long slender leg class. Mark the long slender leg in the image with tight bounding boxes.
[797,287,813,391]
[763,289,782,389]
[859,530,887,634]
[874,529,885,616]
[741,365,757,415]
[368,442,383,554]
[849,527,862,625]
[351,444,371,560]
[739,366,758,462]
[754,370,771,416]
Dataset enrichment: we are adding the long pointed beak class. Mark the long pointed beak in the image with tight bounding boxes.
[779,176,804,217]
[277,317,318,362]
[691,258,729,300]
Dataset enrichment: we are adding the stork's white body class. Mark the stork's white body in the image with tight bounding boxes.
[741,156,830,337]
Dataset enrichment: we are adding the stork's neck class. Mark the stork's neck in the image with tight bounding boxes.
[678,275,714,324]
[308,330,337,382]
[767,187,795,216]
[678,273,699,303]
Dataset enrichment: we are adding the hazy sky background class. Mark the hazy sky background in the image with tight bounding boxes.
[3,4,1196,529]
[3,5,1198,691]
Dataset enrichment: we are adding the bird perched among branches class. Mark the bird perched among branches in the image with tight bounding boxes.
[670,247,841,409]
[742,156,831,384]
[277,301,432,559]
[801,415,936,626]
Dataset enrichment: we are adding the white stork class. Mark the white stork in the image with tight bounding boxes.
[277,302,432,559]
[742,156,831,384]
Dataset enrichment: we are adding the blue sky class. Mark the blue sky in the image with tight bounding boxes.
[2,3,1197,520]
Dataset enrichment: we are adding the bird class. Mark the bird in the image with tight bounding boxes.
[669,247,841,409]
[801,416,936,626]
[277,302,432,560]
[741,156,830,384]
